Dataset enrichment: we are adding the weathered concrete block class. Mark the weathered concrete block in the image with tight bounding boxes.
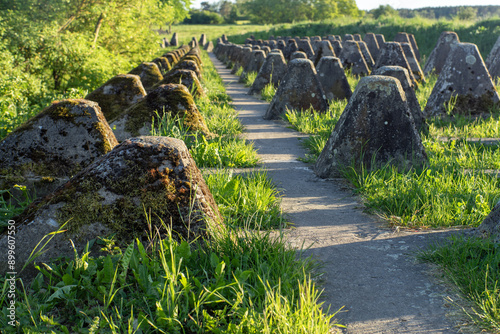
[154,69,203,98]
[314,40,336,66]
[248,51,288,95]
[85,74,146,122]
[111,84,210,141]
[315,76,427,178]
[0,136,221,279]
[291,51,307,60]
[486,36,500,83]
[374,42,416,85]
[372,66,427,134]
[316,57,352,101]
[170,32,178,46]
[128,62,163,93]
[152,57,172,76]
[0,99,118,200]
[400,42,425,82]
[423,31,460,76]
[173,60,202,80]
[264,58,328,120]
[339,41,370,77]
[364,33,380,62]
[424,43,500,116]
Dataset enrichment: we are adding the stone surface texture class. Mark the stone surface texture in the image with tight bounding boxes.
[316,56,352,101]
[423,31,460,75]
[0,99,118,200]
[315,76,427,178]
[264,58,328,120]
[424,42,500,116]
[0,136,221,279]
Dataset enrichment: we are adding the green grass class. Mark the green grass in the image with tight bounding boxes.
[260,82,276,102]
[419,236,500,332]
[243,71,257,88]
[0,219,338,333]
[205,169,287,229]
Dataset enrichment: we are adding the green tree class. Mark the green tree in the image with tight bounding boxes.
[370,4,399,19]
[456,6,477,21]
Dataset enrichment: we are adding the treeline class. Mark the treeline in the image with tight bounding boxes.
[398,5,500,20]
[184,0,360,25]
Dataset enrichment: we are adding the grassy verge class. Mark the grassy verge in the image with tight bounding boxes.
[419,236,500,332]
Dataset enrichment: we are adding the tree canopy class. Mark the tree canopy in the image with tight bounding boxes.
[243,0,360,24]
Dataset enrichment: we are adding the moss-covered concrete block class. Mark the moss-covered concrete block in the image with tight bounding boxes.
[315,76,427,178]
[128,62,163,93]
[85,74,146,122]
[264,58,328,120]
[152,57,172,76]
[173,60,202,80]
[424,43,500,116]
[111,84,210,142]
[0,136,222,279]
[154,69,203,98]
[0,99,118,201]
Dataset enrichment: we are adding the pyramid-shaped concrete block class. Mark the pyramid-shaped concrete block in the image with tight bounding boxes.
[363,33,380,61]
[400,42,425,82]
[423,31,460,76]
[0,99,118,200]
[240,50,266,82]
[372,66,428,134]
[85,74,147,122]
[315,76,427,178]
[111,84,210,141]
[486,36,500,83]
[424,43,500,116]
[128,62,163,93]
[339,41,370,76]
[314,40,336,66]
[0,136,221,278]
[374,42,416,85]
[152,57,172,76]
[154,69,203,98]
[249,51,288,95]
[264,58,328,120]
[316,57,352,101]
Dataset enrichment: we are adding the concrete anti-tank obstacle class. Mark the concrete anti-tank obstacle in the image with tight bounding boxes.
[173,59,202,81]
[486,35,500,83]
[248,51,288,95]
[357,41,375,68]
[264,58,328,120]
[0,136,222,280]
[110,84,210,142]
[291,51,307,60]
[85,74,147,122]
[151,56,172,76]
[423,31,460,76]
[394,32,421,62]
[374,42,417,86]
[363,33,380,62]
[284,39,299,60]
[0,99,118,201]
[372,66,428,134]
[375,34,386,48]
[339,41,370,77]
[314,40,336,66]
[170,32,178,46]
[240,50,266,83]
[154,69,203,98]
[315,56,352,101]
[314,75,428,178]
[128,62,163,93]
[424,42,500,116]
[399,42,425,82]
[297,39,316,60]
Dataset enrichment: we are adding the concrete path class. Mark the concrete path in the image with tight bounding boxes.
[210,53,464,333]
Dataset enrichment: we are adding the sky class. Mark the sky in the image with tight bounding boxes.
[190,0,500,11]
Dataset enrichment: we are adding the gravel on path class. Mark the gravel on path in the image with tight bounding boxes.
[210,53,465,333]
